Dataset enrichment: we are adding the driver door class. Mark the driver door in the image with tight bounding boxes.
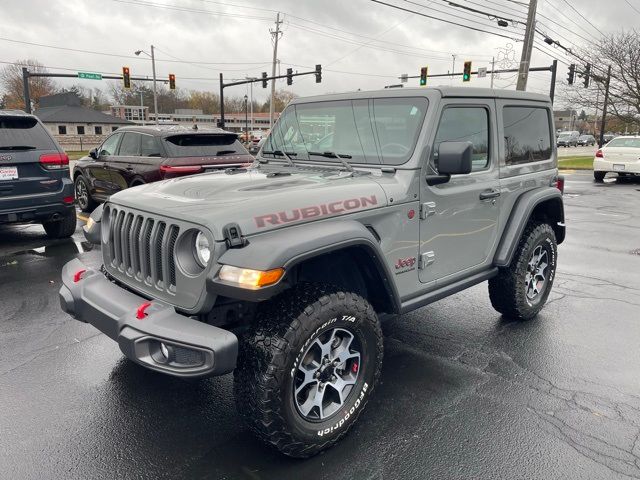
[87,132,122,201]
[419,100,501,285]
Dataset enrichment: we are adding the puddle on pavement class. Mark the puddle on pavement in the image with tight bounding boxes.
[0,240,94,267]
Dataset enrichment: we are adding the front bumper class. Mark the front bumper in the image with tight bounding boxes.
[59,258,238,378]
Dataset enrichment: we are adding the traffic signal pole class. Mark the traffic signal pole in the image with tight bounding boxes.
[21,69,166,114]
[218,66,321,129]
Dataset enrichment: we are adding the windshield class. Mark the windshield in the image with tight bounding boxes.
[606,138,640,148]
[263,97,428,165]
[163,134,247,157]
[579,135,590,140]
[558,133,571,138]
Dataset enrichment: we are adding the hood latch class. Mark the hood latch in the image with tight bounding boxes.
[223,223,247,248]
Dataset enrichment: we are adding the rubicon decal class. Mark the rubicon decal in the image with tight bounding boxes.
[254,195,378,228]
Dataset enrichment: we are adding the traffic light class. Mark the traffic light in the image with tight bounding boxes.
[567,64,575,85]
[583,63,591,88]
[169,73,176,90]
[261,72,268,88]
[419,66,428,86]
[315,64,322,83]
[286,68,293,86]
[122,67,131,89]
[463,61,472,82]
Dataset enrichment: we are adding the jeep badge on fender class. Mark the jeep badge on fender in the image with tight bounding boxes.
[59,87,564,458]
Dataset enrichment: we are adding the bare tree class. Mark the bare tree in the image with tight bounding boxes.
[559,31,640,132]
[0,59,57,109]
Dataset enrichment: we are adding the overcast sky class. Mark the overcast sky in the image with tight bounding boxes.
[1,0,637,104]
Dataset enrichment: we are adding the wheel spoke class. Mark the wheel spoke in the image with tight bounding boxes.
[298,383,324,418]
[295,362,319,395]
[327,374,357,405]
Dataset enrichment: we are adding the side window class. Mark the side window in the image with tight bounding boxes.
[432,107,490,172]
[99,133,121,156]
[118,132,140,156]
[503,107,552,165]
[140,134,161,157]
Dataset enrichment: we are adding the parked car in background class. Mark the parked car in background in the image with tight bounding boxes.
[602,134,616,144]
[249,136,266,155]
[73,125,253,212]
[593,135,640,182]
[577,134,596,146]
[0,110,76,238]
[557,131,580,147]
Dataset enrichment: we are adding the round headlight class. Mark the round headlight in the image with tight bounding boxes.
[194,231,211,267]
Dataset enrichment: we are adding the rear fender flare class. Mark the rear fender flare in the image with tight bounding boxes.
[494,186,565,267]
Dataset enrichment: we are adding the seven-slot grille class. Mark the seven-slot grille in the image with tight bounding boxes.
[107,208,179,291]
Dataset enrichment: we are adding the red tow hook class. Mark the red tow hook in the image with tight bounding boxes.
[136,302,152,320]
[73,269,86,283]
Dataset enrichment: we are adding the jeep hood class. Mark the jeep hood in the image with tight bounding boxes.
[108,168,388,239]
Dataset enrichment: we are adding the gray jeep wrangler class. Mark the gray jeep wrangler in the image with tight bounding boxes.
[59,87,565,457]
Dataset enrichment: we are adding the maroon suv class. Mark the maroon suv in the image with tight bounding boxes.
[73,125,253,212]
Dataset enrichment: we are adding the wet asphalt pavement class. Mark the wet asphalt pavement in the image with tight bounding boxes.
[1,171,640,479]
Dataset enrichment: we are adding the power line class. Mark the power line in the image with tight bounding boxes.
[538,0,601,43]
[369,0,524,41]
[111,0,274,20]
[431,0,527,24]
[623,0,640,14]
[400,0,525,33]
[555,0,605,37]
[0,37,271,66]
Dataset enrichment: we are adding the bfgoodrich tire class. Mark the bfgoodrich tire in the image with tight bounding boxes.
[234,283,383,458]
[488,222,557,320]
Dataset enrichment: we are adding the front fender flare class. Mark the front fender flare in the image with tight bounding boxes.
[209,220,401,310]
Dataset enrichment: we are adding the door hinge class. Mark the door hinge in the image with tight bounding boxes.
[419,251,435,269]
[420,202,436,220]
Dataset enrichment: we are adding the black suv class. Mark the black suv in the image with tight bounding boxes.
[73,126,253,212]
[0,110,76,238]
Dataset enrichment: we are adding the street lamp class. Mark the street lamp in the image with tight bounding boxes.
[244,94,249,145]
[135,45,159,125]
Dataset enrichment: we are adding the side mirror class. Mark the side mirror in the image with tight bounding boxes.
[89,148,99,159]
[426,141,473,186]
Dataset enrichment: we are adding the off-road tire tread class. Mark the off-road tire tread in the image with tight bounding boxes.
[234,282,383,458]
[488,222,556,320]
[43,209,76,239]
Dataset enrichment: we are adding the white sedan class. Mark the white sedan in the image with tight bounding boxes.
[593,136,640,182]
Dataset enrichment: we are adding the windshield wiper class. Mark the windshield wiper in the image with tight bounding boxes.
[308,151,354,172]
[0,145,36,151]
[262,150,297,167]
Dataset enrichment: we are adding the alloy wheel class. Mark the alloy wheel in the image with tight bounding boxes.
[525,245,549,300]
[294,327,361,421]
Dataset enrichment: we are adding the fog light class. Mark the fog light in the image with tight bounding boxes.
[159,342,175,362]
[219,265,284,289]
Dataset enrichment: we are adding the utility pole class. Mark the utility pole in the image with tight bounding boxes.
[22,67,31,114]
[269,13,283,128]
[490,57,495,88]
[598,65,612,148]
[516,0,538,91]
[593,88,600,135]
[150,45,159,125]
[451,54,457,81]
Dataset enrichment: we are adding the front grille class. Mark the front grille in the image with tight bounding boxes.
[108,208,180,292]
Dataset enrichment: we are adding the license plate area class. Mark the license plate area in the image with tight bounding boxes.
[613,164,625,171]
[0,166,18,180]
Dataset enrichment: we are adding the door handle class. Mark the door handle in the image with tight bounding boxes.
[479,189,501,200]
